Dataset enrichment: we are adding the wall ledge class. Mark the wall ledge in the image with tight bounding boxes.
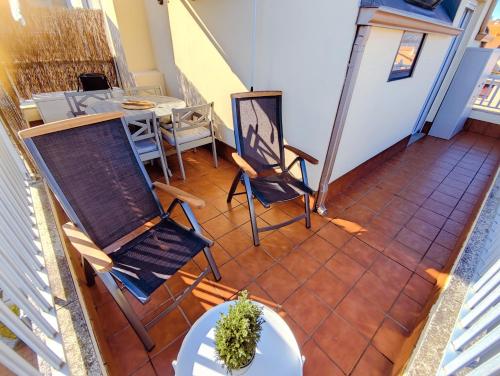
[357,6,462,35]
[470,108,500,125]
[31,181,105,376]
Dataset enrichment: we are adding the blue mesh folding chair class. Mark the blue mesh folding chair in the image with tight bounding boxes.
[19,112,221,351]
[227,91,319,246]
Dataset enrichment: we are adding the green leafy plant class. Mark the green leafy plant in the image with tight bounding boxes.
[0,305,20,340]
[215,291,264,373]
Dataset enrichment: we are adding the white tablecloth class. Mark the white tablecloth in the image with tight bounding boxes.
[174,301,303,376]
[87,95,186,122]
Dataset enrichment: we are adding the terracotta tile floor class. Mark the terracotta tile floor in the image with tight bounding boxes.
[85,132,499,375]
[0,344,38,376]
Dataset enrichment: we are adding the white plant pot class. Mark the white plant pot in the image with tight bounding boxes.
[226,351,255,376]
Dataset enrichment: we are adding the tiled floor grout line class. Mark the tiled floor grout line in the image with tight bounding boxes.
[202,197,354,365]
[281,137,489,369]
[95,138,499,375]
[187,143,464,369]
[288,135,497,373]
[272,183,413,371]
[294,163,428,348]
[148,328,189,375]
[389,138,489,281]
[158,147,462,372]
[391,138,495,304]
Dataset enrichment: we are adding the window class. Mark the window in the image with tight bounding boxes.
[388,31,425,81]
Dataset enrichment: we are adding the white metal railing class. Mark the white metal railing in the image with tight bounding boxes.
[0,122,68,375]
[473,73,500,113]
[439,196,500,376]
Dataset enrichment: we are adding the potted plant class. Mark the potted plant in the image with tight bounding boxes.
[214,291,264,375]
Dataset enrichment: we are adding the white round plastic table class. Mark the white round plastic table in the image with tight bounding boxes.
[173,301,303,376]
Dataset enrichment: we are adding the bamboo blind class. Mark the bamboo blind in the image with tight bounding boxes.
[0,3,118,99]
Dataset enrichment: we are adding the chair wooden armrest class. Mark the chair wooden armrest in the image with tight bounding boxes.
[284,145,319,165]
[153,182,205,209]
[62,223,113,273]
[232,153,258,178]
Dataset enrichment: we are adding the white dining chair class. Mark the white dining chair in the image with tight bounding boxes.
[126,111,170,184]
[161,103,218,180]
[33,95,73,123]
[64,89,113,116]
[124,85,164,97]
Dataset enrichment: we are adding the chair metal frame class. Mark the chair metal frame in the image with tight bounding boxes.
[64,89,113,116]
[163,103,218,180]
[227,91,318,246]
[19,113,221,351]
[126,111,170,184]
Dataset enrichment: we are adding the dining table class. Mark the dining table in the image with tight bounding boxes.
[86,94,186,123]
[87,94,185,180]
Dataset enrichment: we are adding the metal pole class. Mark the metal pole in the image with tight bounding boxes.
[250,0,257,91]
[315,26,370,215]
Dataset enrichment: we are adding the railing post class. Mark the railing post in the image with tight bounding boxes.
[438,203,500,375]
[0,243,48,301]
[0,272,56,337]
[0,216,44,273]
[0,300,65,370]
[0,118,69,375]
[474,74,500,112]
[0,341,41,376]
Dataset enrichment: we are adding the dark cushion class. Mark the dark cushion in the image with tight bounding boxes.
[250,172,313,207]
[110,218,209,303]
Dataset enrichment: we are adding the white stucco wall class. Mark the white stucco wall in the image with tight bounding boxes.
[143,0,359,189]
[112,0,156,73]
[113,0,475,190]
[93,0,165,90]
[470,108,500,124]
[331,27,452,181]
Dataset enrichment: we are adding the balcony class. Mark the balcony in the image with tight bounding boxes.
[0,2,499,375]
[2,123,496,375]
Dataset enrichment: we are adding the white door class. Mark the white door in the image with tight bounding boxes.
[410,8,475,136]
